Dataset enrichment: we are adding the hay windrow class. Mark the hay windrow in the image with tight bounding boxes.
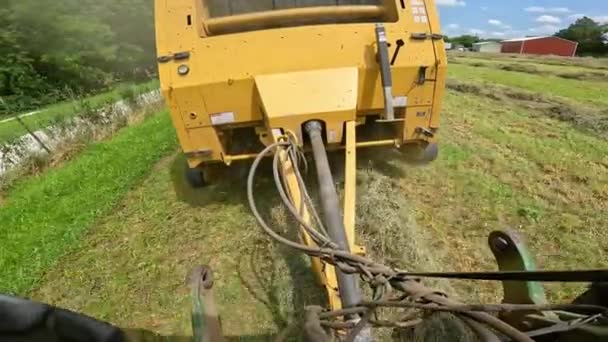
[355,166,455,295]
[446,79,608,139]
[449,57,608,82]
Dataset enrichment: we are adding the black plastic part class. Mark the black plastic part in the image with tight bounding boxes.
[185,165,207,188]
[173,51,190,60]
[0,295,124,342]
[53,309,124,342]
[0,295,48,332]
[156,55,172,63]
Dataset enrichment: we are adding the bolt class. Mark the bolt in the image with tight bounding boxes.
[492,236,510,252]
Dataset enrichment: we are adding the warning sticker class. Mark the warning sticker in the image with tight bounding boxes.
[410,0,428,24]
[210,111,235,125]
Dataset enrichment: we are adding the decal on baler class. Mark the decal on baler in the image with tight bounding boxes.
[411,0,429,23]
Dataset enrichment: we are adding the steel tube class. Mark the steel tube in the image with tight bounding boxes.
[305,121,361,309]
[375,24,395,121]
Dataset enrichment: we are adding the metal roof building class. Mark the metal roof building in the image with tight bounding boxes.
[501,36,578,57]
[472,41,502,53]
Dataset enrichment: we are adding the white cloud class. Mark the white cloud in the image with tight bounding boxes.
[525,7,570,14]
[481,6,488,11]
[436,0,466,7]
[567,14,608,24]
[447,23,461,30]
[568,13,586,20]
[489,31,506,38]
[536,15,561,24]
[487,19,511,30]
[488,19,502,26]
[593,16,608,24]
[529,25,560,35]
[469,29,485,35]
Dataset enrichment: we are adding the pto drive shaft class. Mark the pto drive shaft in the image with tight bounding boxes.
[304,121,361,309]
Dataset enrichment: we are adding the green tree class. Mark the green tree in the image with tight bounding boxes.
[0,0,157,115]
[555,17,608,56]
[445,35,481,48]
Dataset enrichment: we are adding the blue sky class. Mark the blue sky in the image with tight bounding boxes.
[436,0,608,39]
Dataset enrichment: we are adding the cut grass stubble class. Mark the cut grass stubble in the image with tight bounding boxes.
[0,110,177,295]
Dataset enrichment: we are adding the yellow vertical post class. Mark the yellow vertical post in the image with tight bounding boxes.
[344,121,365,256]
[271,131,343,311]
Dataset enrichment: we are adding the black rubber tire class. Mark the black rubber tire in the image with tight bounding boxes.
[185,166,207,188]
[400,143,439,165]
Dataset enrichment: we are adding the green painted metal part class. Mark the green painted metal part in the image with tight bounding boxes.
[488,230,556,330]
[189,266,224,342]
[488,231,548,306]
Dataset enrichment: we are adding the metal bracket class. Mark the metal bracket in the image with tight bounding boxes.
[489,231,557,329]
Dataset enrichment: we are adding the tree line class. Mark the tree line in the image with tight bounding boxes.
[0,0,156,115]
[446,17,608,56]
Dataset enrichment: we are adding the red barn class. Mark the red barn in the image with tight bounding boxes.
[501,36,578,57]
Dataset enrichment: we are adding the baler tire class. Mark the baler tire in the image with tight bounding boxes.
[400,143,439,165]
[185,166,208,188]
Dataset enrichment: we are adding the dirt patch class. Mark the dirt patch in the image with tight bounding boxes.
[446,79,608,139]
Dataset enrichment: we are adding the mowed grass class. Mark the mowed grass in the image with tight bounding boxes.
[449,51,608,71]
[0,110,176,295]
[33,157,325,339]
[0,80,159,144]
[449,64,608,108]
[398,92,608,302]
[5,55,607,339]
[449,56,608,81]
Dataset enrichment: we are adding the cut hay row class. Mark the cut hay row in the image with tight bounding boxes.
[449,51,608,71]
[449,57,608,82]
[446,79,608,139]
[448,63,608,108]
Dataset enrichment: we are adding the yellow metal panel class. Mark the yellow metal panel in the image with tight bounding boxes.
[186,126,226,164]
[202,79,263,124]
[407,82,435,107]
[422,0,447,129]
[344,121,356,249]
[256,68,358,144]
[255,67,358,117]
[173,86,211,129]
[156,0,446,163]
[343,121,365,255]
[403,105,432,140]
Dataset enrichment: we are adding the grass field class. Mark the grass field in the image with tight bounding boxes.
[2,53,607,340]
[0,80,159,144]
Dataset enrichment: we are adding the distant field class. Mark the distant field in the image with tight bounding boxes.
[449,51,608,70]
[1,54,606,339]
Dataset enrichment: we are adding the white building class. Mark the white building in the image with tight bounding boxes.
[472,41,502,53]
